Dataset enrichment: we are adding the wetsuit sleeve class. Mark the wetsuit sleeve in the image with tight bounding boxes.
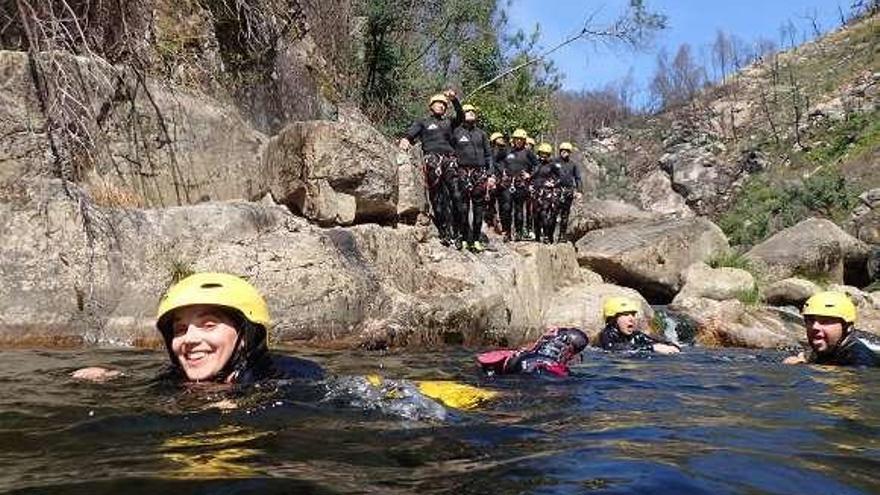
[482,131,494,173]
[526,150,540,173]
[574,163,583,189]
[450,96,464,129]
[404,120,424,144]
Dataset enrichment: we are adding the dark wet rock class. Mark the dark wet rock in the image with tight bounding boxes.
[575,217,729,302]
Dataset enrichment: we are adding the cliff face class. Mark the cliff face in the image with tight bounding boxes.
[4,3,879,351]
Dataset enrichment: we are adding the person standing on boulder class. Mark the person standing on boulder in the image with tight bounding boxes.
[498,129,539,242]
[598,297,681,354]
[556,142,583,243]
[486,132,508,233]
[452,104,495,252]
[399,90,464,246]
[783,291,880,367]
[531,143,561,244]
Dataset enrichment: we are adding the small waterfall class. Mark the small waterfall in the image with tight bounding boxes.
[651,307,698,345]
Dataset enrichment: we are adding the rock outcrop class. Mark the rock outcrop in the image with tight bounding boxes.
[636,170,694,218]
[746,218,869,284]
[565,199,656,242]
[575,217,729,301]
[261,120,400,226]
[0,183,620,348]
[0,50,267,207]
[762,278,821,306]
[675,262,756,301]
[669,296,803,348]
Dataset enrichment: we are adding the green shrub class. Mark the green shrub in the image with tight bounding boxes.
[718,166,858,247]
[708,250,754,271]
[734,285,762,306]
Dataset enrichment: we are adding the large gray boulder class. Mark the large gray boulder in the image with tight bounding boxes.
[676,262,756,301]
[566,199,656,242]
[543,283,652,343]
[636,170,694,217]
[575,217,729,301]
[746,218,869,284]
[261,120,399,226]
[763,278,821,306]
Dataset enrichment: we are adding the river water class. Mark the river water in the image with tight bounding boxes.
[1,346,879,494]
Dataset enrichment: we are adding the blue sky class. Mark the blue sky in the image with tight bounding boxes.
[507,0,843,99]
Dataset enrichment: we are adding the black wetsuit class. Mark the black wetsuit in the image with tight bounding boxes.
[484,144,509,229]
[599,324,671,352]
[478,328,589,377]
[556,157,582,242]
[531,159,561,243]
[498,147,539,239]
[452,123,495,245]
[808,330,880,367]
[403,98,464,242]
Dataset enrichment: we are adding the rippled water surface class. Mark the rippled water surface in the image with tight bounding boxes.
[1,346,879,494]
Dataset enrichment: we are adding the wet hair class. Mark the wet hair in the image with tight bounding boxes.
[157,307,271,383]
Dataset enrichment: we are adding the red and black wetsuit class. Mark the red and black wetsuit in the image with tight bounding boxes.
[477,327,589,377]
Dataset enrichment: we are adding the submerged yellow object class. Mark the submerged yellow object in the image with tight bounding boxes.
[416,380,499,410]
[366,374,498,410]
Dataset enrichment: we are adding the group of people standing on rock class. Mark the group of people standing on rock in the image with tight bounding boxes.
[399,90,582,252]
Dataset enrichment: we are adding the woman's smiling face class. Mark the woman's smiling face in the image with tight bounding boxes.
[170,305,239,381]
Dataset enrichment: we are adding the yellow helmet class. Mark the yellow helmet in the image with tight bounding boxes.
[526,137,536,146]
[603,296,639,320]
[559,142,574,152]
[536,143,553,155]
[461,104,477,113]
[489,132,504,143]
[428,93,448,107]
[802,291,857,324]
[157,272,270,327]
[511,128,528,139]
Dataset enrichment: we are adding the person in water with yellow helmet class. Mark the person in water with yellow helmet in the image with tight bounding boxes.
[73,272,323,383]
[599,297,681,354]
[72,273,496,417]
[784,291,880,367]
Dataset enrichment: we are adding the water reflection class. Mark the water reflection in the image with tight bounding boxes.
[160,425,268,479]
[0,347,879,494]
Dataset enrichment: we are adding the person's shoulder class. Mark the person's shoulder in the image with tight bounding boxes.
[270,354,325,380]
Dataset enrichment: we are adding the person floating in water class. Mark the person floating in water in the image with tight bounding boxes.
[73,272,324,384]
[71,272,496,417]
[477,327,589,377]
[784,291,880,367]
[598,297,681,355]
